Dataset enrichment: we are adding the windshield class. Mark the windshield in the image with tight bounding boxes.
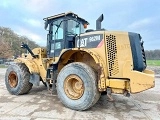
[67,20,84,35]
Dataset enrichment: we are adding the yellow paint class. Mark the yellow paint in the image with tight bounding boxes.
[109,79,129,89]
[111,88,124,94]
[123,60,154,93]
[16,48,54,81]
[15,30,154,95]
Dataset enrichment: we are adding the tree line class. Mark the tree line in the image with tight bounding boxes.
[145,50,160,60]
[0,27,39,59]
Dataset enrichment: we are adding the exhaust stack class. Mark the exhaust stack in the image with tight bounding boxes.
[96,14,104,30]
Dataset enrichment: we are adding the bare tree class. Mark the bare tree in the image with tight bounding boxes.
[0,40,13,58]
[0,27,40,59]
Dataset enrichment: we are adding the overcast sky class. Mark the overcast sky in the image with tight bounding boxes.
[0,0,159,50]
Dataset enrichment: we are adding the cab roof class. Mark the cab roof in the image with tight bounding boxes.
[43,11,89,25]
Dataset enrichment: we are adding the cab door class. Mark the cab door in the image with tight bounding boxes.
[48,19,64,58]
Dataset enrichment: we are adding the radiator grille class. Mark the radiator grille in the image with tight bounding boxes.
[106,35,119,76]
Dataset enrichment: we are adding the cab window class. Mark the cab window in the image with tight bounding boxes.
[67,20,84,35]
[51,19,63,40]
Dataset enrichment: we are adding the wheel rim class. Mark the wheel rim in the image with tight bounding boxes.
[8,71,18,88]
[64,75,84,100]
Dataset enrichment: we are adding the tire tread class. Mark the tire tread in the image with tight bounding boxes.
[5,63,32,95]
[57,62,100,110]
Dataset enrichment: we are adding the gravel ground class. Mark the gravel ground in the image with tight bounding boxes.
[147,66,160,78]
[147,66,160,76]
[0,68,160,120]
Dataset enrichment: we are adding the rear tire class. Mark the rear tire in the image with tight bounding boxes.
[57,62,100,111]
[5,63,33,95]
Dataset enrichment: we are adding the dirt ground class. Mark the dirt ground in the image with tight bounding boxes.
[147,66,160,76]
[0,67,160,120]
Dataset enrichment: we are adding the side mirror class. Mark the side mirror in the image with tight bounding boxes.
[44,20,48,30]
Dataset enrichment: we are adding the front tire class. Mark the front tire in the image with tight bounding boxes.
[5,63,33,95]
[57,62,100,111]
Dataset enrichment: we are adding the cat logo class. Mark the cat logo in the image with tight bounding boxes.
[77,38,87,47]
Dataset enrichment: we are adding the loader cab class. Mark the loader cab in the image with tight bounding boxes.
[43,12,89,58]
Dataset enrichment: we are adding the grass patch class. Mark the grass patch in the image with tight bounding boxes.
[146,60,160,66]
[0,64,7,68]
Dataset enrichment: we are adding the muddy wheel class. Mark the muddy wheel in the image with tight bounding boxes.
[57,62,100,111]
[5,63,33,95]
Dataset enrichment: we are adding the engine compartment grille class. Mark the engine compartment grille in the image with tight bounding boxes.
[106,35,119,76]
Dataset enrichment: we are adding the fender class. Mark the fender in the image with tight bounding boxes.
[81,48,106,91]
[15,58,40,86]
[57,48,107,91]
[15,58,39,74]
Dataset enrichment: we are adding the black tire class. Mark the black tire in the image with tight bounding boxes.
[57,62,100,111]
[5,63,33,95]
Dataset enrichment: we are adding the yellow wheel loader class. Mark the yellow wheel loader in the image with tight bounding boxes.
[5,12,155,111]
